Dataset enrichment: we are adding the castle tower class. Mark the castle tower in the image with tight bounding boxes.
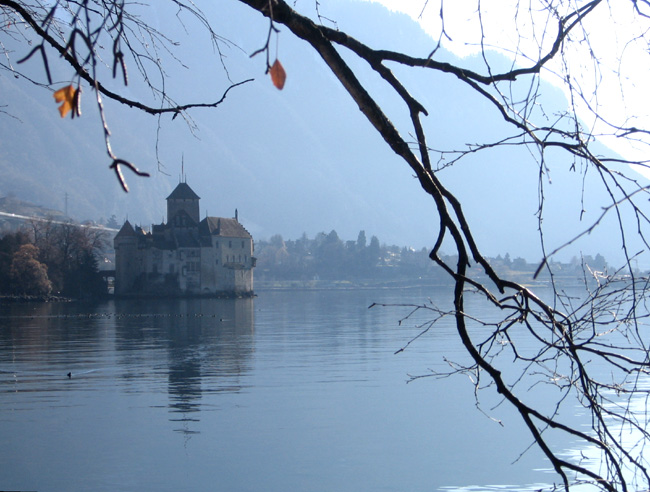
[166,182,200,225]
[113,220,139,295]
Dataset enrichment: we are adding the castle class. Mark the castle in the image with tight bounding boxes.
[113,181,255,296]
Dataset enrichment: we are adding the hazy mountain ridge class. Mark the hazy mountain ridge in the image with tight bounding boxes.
[0,0,641,264]
[0,195,66,221]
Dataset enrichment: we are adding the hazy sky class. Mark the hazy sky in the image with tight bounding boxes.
[2,0,646,265]
[369,0,650,171]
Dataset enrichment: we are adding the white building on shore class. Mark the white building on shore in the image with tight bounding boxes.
[114,181,255,296]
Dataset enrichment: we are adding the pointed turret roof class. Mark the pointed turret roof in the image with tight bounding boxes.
[166,182,200,200]
[115,220,136,238]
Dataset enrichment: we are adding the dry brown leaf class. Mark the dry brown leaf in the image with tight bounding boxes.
[53,85,79,118]
[270,59,286,90]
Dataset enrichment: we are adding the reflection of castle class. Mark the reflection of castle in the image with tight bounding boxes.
[114,181,255,296]
[164,298,255,426]
[111,297,256,435]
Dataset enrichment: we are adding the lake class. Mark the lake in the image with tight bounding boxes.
[0,288,586,491]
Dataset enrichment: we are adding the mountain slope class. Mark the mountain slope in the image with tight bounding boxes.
[0,0,642,264]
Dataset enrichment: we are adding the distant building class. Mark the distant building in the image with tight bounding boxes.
[114,181,255,296]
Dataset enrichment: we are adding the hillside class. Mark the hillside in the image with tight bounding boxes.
[0,1,645,266]
[0,196,67,232]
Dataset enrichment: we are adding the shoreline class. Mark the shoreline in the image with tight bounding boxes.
[0,294,74,304]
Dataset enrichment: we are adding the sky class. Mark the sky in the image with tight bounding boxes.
[368,0,650,173]
[2,0,649,264]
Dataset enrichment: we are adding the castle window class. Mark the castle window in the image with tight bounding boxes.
[229,240,232,248]
[215,259,219,265]
[241,241,244,248]
[215,241,219,248]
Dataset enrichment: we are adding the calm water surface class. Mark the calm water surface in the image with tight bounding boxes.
[1,288,574,491]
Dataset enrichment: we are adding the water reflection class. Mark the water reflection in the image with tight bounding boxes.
[0,290,619,492]
[115,298,255,432]
[0,298,255,435]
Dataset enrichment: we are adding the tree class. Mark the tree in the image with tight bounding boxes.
[9,243,51,295]
[356,230,367,250]
[0,229,31,293]
[367,236,381,263]
[269,233,289,265]
[3,1,650,489]
[315,229,344,277]
[63,246,105,298]
[29,219,107,295]
[105,214,119,229]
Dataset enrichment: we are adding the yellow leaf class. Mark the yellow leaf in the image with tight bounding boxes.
[53,85,80,118]
[270,59,286,90]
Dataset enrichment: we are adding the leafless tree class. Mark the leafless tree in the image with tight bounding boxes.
[3,0,650,489]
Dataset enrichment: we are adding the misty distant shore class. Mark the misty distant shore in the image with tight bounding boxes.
[253,278,560,291]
